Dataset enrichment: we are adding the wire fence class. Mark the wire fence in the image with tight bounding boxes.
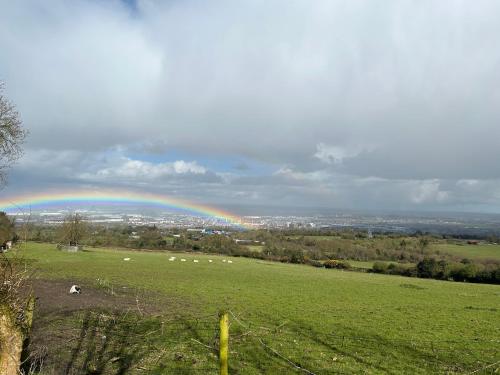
[23,308,500,374]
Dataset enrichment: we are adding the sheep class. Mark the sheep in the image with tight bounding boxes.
[222,259,227,263]
[227,260,233,264]
[193,260,199,263]
[181,259,186,262]
[208,260,213,263]
[69,285,81,294]
[123,258,131,261]
[168,258,175,261]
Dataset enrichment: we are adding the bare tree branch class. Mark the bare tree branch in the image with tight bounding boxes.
[0,82,28,187]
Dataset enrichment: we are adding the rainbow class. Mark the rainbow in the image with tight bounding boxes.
[0,188,248,228]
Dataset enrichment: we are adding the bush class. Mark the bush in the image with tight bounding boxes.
[372,262,389,273]
[450,263,479,281]
[324,260,351,269]
[307,259,324,268]
[416,258,442,278]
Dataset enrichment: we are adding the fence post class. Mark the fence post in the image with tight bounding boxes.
[219,311,229,375]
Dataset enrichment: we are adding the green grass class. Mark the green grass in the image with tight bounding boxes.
[433,243,500,260]
[16,243,500,374]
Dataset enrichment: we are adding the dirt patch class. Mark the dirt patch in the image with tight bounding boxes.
[24,279,184,374]
[31,278,161,317]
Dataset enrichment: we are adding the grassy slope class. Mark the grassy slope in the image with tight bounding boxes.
[433,243,500,260]
[18,243,500,374]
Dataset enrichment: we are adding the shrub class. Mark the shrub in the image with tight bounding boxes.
[307,259,324,268]
[416,258,440,278]
[324,260,351,269]
[372,262,389,273]
[451,263,479,281]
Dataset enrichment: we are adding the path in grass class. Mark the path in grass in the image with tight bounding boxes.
[18,243,500,374]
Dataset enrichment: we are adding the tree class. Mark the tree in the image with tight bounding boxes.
[416,258,440,278]
[0,212,15,246]
[0,84,30,375]
[0,83,27,186]
[59,213,88,246]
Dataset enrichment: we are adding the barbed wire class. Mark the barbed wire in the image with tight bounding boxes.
[226,310,499,374]
[229,310,318,374]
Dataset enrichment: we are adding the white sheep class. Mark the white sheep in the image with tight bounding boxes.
[123,258,131,261]
[227,260,233,264]
[168,258,175,261]
[222,259,227,263]
[69,285,81,294]
[181,259,186,262]
[208,260,213,263]
[193,259,199,263]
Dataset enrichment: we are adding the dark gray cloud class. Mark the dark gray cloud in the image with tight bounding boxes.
[1,0,500,211]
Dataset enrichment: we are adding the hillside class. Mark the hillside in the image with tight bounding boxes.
[16,242,500,374]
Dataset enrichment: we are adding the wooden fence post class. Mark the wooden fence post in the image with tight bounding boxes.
[219,311,229,375]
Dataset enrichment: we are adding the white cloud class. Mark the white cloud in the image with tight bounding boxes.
[84,158,207,181]
[2,1,500,211]
[274,167,327,182]
[314,143,370,165]
[409,180,449,204]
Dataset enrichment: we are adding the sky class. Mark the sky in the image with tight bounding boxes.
[1,0,500,214]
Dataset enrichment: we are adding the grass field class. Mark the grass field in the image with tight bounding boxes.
[14,242,500,374]
[433,243,500,260]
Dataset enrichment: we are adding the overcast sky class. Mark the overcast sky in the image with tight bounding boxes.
[1,0,500,213]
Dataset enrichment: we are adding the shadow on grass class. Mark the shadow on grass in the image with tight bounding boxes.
[24,308,221,375]
[44,310,152,375]
[222,313,499,375]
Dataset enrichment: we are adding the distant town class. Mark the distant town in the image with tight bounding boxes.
[8,206,500,237]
